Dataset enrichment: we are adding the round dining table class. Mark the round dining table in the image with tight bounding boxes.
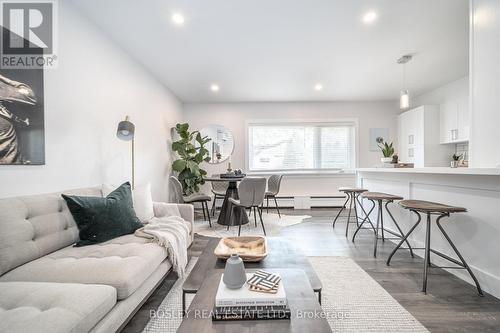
[203,175,249,227]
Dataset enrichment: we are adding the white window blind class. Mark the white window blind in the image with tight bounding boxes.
[247,121,356,172]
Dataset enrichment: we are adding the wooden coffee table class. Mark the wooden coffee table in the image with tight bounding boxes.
[182,237,322,315]
[178,268,331,333]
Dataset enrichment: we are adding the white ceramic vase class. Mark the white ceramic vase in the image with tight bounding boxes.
[381,157,393,163]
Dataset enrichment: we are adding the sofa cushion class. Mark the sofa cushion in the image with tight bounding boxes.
[0,281,116,333]
[0,187,102,276]
[62,182,142,246]
[102,183,155,223]
[0,234,167,300]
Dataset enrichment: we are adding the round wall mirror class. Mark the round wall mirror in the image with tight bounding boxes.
[199,125,234,164]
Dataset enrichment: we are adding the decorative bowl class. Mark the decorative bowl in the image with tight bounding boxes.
[214,236,268,262]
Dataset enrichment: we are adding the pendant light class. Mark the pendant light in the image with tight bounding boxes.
[400,89,410,109]
[397,55,412,110]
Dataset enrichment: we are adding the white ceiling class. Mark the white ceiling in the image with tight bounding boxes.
[70,0,469,103]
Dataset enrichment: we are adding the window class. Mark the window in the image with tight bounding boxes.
[247,120,357,172]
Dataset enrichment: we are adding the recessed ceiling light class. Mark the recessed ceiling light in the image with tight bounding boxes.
[210,84,220,92]
[314,83,323,91]
[171,13,185,26]
[363,11,377,24]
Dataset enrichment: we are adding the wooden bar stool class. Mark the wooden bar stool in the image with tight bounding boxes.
[387,199,484,296]
[332,187,371,237]
[353,192,415,258]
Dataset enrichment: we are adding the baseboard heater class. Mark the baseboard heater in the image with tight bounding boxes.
[213,195,346,210]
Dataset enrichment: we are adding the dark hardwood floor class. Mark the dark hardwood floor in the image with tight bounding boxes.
[278,208,500,333]
[124,208,500,333]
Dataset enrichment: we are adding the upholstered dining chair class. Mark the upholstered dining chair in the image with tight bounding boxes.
[228,177,267,236]
[265,174,284,218]
[170,176,212,227]
[210,174,229,216]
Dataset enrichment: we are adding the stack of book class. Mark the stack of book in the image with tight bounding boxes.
[213,270,291,321]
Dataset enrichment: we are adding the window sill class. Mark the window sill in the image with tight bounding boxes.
[246,170,356,177]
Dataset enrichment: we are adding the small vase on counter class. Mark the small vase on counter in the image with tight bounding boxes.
[376,137,395,164]
[223,254,247,289]
[451,153,462,168]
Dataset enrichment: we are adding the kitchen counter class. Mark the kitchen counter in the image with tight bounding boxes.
[356,168,500,299]
[357,167,500,176]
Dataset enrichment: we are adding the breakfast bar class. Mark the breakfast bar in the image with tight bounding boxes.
[356,167,500,299]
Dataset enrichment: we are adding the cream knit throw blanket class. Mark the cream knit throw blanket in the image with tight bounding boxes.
[134,216,189,277]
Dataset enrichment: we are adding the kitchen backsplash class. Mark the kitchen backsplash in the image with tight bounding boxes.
[455,142,469,161]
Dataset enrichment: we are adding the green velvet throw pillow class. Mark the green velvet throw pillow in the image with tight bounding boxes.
[62,182,142,247]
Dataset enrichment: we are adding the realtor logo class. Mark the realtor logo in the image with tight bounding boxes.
[0,0,58,68]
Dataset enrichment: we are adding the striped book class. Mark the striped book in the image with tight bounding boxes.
[247,270,281,291]
[249,283,279,294]
[215,273,286,307]
[212,304,291,321]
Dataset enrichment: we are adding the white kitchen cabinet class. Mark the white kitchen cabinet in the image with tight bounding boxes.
[398,106,454,167]
[457,95,470,141]
[440,101,458,143]
[439,96,470,144]
[398,114,409,163]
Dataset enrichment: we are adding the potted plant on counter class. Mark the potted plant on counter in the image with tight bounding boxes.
[376,137,395,163]
[451,153,462,168]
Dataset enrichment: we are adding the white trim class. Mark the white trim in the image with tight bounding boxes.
[469,0,476,166]
[357,167,500,176]
[245,118,359,126]
[245,118,359,172]
[247,170,356,177]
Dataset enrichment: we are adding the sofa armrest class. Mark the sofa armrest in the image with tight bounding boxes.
[152,202,194,244]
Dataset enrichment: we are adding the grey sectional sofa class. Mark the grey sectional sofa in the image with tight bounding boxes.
[0,187,194,333]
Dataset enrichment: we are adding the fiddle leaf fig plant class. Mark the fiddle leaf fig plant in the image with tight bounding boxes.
[376,137,395,158]
[171,123,211,195]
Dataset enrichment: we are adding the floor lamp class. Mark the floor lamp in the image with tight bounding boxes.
[116,116,135,189]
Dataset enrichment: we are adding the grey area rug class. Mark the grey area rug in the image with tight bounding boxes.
[194,213,309,238]
[143,256,428,332]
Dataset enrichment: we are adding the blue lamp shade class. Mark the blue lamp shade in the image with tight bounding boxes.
[117,116,135,141]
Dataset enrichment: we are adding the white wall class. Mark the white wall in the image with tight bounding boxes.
[0,2,183,200]
[470,0,500,167]
[412,76,469,107]
[184,102,399,197]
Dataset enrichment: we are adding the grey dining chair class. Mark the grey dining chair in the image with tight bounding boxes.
[170,176,212,227]
[265,174,284,218]
[210,174,229,216]
[228,177,267,236]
